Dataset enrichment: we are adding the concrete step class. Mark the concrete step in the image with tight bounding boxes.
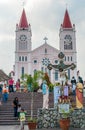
[0,92,54,125]
[0,92,83,125]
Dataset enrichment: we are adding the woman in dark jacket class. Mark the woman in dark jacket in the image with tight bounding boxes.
[13,97,19,117]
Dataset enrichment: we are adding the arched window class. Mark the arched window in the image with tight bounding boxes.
[25,56,27,61]
[55,70,58,81]
[71,56,72,61]
[41,67,44,72]
[48,69,51,77]
[68,69,70,80]
[45,48,47,54]
[22,56,24,61]
[34,69,37,74]
[19,56,21,61]
[65,56,66,61]
[21,67,24,76]
[68,56,69,61]
[45,68,47,73]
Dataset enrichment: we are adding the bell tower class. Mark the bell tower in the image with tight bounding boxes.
[59,9,77,79]
[15,8,32,81]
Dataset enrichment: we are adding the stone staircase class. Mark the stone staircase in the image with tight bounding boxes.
[0,92,85,125]
[0,92,54,125]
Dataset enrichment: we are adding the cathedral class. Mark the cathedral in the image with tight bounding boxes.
[14,8,77,83]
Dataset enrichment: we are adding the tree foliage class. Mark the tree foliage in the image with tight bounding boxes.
[21,70,44,91]
[43,72,51,86]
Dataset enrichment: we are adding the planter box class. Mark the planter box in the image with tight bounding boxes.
[59,118,70,130]
[28,122,37,130]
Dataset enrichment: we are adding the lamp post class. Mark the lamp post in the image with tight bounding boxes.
[47,52,76,95]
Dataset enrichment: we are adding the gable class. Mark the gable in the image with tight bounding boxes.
[31,43,60,65]
[32,43,59,55]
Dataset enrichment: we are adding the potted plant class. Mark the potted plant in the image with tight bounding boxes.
[28,117,37,130]
[21,71,43,130]
[58,107,73,130]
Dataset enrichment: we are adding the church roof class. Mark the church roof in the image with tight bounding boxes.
[32,43,59,53]
[62,9,72,28]
[0,70,10,81]
[19,8,29,28]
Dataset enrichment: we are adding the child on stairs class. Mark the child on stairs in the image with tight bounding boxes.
[19,108,26,130]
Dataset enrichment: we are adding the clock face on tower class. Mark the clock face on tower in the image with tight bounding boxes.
[19,35,27,41]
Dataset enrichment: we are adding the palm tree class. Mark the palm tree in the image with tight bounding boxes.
[21,70,43,120]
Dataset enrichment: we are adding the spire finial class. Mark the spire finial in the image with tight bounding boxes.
[43,37,48,44]
[66,3,68,9]
[23,1,25,8]
[22,0,26,8]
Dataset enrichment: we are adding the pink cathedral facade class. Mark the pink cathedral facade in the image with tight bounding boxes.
[14,8,77,83]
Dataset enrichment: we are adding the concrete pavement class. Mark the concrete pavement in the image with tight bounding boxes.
[0,125,28,130]
[0,125,85,130]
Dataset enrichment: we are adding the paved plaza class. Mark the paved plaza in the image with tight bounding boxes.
[0,125,85,130]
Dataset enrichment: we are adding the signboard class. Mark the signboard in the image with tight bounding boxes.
[58,104,69,113]
[54,86,60,105]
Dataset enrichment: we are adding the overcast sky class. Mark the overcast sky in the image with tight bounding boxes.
[0,0,85,79]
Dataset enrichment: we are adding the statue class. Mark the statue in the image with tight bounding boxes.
[47,52,76,96]
[42,80,49,109]
[59,70,68,86]
[48,52,76,73]
[54,82,61,107]
[76,77,83,109]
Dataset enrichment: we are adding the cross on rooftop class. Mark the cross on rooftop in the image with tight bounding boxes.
[43,37,48,44]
